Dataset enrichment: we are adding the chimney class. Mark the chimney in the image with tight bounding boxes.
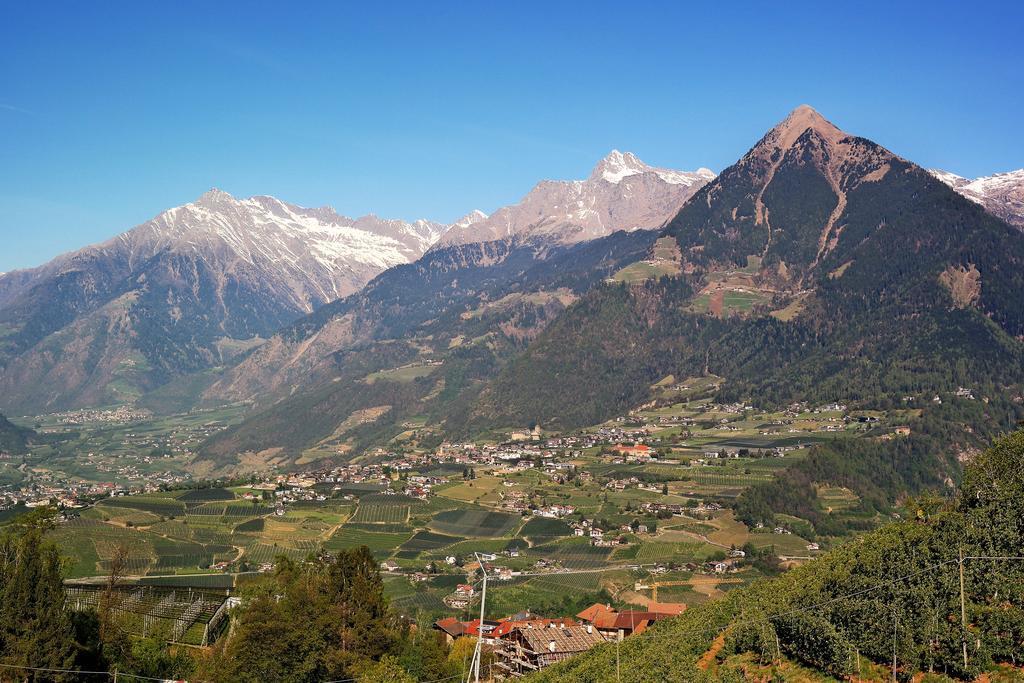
[549,640,556,653]
[586,624,593,634]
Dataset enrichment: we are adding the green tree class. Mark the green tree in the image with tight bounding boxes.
[205,547,403,682]
[357,655,414,683]
[0,508,77,681]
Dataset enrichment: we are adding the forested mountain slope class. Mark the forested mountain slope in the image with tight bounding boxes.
[195,231,657,472]
[469,106,1024,432]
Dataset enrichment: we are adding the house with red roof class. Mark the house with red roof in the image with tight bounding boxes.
[576,602,686,640]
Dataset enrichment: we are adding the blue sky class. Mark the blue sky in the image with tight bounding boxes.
[2,1,1022,272]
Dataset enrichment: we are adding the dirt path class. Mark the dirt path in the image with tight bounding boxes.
[708,289,724,317]
[697,632,727,671]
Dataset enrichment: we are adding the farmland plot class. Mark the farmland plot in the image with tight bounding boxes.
[429,508,519,537]
[350,503,410,525]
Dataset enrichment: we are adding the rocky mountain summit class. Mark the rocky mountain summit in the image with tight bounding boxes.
[435,151,714,247]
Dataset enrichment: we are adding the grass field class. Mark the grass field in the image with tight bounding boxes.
[363,364,438,384]
[703,512,751,547]
[612,260,681,283]
[435,476,504,503]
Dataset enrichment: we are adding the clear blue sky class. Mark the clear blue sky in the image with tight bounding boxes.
[2,0,1022,272]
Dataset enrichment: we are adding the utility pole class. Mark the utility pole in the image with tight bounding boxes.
[468,552,488,683]
[959,546,968,670]
[892,609,897,682]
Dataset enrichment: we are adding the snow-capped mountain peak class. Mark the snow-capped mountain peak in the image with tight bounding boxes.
[590,150,715,187]
[591,150,648,183]
[452,209,489,228]
[435,151,715,248]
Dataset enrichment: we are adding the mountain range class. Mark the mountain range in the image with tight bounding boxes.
[193,105,1024,473]
[0,191,450,413]
[2,106,1023,475]
[0,153,712,415]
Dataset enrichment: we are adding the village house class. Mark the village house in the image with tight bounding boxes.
[495,623,605,676]
[575,602,686,641]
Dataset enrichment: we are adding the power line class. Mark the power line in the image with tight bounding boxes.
[0,662,197,682]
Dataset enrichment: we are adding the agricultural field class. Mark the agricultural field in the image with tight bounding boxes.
[434,475,505,503]
[350,502,411,524]
[5,405,249,489]
[50,488,340,577]
[429,507,521,537]
[611,237,682,283]
[362,363,438,384]
[686,256,776,317]
[32,384,906,628]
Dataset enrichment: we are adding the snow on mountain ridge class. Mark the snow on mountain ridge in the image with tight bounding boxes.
[931,168,1024,229]
[963,169,1024,198]
[124,189,448,306]
[590,150,716,188]
[0,188,455,316]
[142,190,444,265]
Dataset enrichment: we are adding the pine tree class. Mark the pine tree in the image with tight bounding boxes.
[0,509,77,681]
